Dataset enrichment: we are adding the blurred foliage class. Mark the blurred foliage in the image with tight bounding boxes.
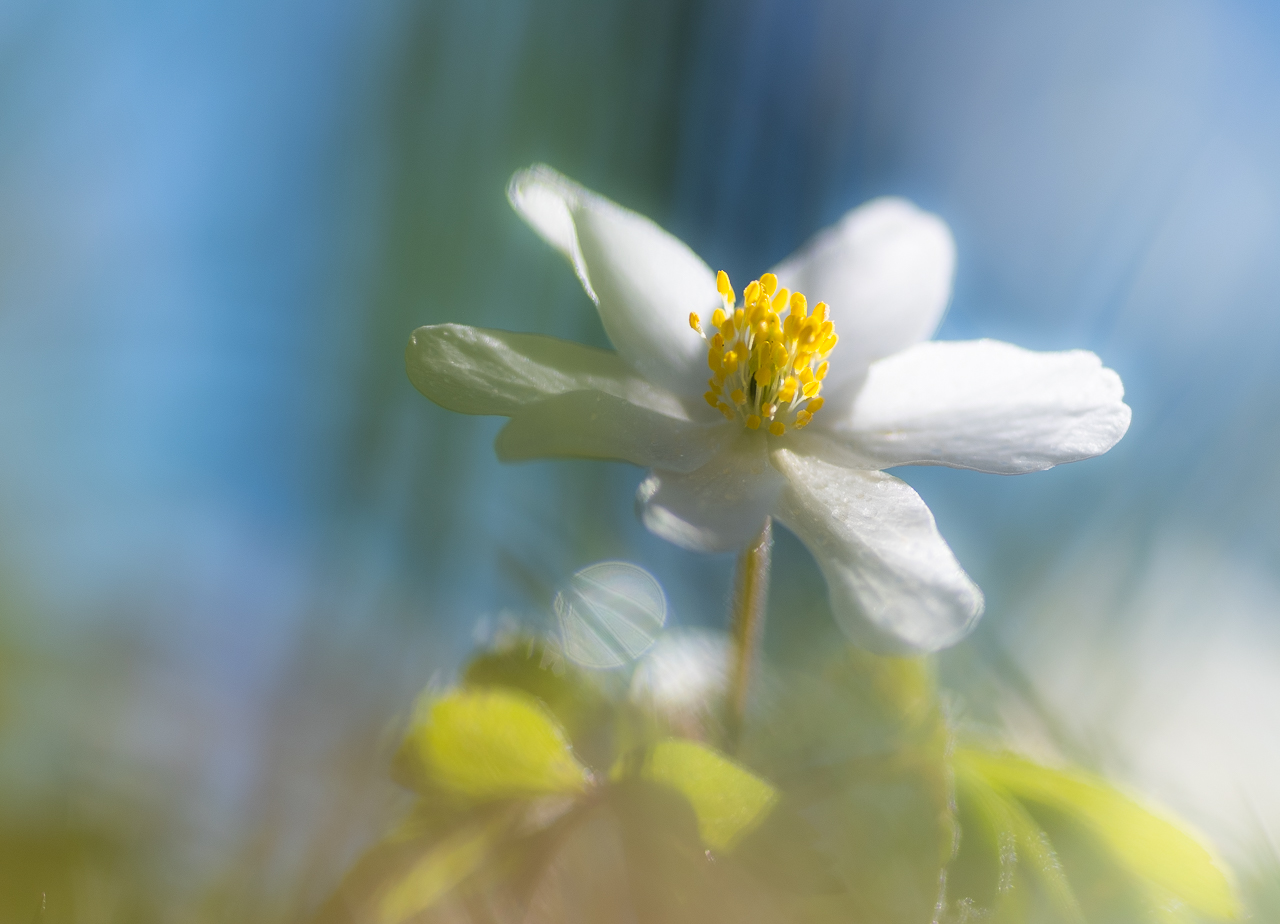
[317,632,1239,924]
[0,589,162,923]
[948,750,1238,923]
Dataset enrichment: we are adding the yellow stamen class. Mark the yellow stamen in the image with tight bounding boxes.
[716,270,734,303]
[696,270,837,435]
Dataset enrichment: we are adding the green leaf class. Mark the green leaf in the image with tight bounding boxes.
[737,648,954,924]
[461,637,615,767]
[403,688,591,801]
[617,738,778,853]
[955,757,1086,923]
[958,749,1239,921]
[376,817,500,924]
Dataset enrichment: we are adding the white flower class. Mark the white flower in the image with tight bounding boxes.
[406,166,1131,654]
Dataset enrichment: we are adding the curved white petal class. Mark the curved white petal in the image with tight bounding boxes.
[827,339,1132,474]
[407,324,725,471]
[636,431,782,554]
[509,165,717,399]
[771,441,983,655]
[771,197,955,407]
[406,323,683,417]
[496,391,729,473]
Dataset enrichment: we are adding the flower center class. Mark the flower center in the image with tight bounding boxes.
[689,271,836,436]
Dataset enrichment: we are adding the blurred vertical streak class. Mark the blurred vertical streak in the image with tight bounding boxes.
[324,0,721,643]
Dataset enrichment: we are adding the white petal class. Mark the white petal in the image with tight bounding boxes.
[771,441,983,655]
[406,323,682,416]
[771,197,955,406]
[636,431,782,554]
[407,324,724,471]
[496,391,729,473]
[830,339,1132,474]
[509,165,717,399]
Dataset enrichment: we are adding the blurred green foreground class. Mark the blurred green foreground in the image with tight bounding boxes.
[315,628,1237,924]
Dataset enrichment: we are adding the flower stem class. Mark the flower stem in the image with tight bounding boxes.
[726,517,772,752]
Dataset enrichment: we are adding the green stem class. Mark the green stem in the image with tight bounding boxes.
[726,517,772,752]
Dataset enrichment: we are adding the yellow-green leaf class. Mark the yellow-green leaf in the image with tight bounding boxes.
[618,738,777,853]
[404,688,590,801]
[376,818,497,924]
[955,757,1086,923]
[958,749,1239,921]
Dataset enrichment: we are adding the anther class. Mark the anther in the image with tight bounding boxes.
[697,270,837,435]
[716,270,735,303]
